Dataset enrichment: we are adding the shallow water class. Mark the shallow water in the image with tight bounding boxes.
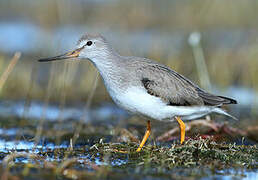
[0,100,128,123]
[0,139,256,180]
[0,99,256,179]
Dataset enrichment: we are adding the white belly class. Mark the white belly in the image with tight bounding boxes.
[107,86,175,120]
[107,86,229,121]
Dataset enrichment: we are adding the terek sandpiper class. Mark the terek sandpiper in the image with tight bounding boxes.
[39,33,237,152]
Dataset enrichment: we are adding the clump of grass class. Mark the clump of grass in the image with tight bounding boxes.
[1,138,256,179]
[91,138,257,169]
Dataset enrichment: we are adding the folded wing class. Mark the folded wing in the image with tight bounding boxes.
[138,64,237,106]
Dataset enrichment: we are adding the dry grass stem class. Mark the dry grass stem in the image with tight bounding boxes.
[33,63,56,150]
[72,71,99,146]
[0,52,21,92]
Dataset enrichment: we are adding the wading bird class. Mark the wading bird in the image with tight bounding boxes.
[39,33,237,152]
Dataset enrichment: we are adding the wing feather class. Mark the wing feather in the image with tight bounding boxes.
[137,64,237,106]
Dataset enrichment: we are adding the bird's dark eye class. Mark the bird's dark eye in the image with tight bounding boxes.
[86,41,92,46]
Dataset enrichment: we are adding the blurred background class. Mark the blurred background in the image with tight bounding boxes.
[0,0,257,144]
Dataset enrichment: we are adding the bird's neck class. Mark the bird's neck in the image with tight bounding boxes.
[90,53,126,91]
[91,52,119,74]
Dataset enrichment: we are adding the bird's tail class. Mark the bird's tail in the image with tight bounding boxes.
[212,107,238,120]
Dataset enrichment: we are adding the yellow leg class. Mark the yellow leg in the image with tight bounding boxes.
[136,120,151,152]
[175,116,185,144]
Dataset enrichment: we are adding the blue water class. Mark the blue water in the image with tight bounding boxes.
[204,169,258,180]
[0,22,253,56]
[0,100,128,122]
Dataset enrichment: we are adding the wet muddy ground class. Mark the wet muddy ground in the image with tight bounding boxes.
[0,101,257,180]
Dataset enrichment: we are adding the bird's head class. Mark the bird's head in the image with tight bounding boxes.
[38,33,110,62]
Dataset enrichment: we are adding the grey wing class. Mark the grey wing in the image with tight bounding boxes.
[137,64,237,106]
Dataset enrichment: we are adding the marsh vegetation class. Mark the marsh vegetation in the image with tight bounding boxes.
[0,0,257,179]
